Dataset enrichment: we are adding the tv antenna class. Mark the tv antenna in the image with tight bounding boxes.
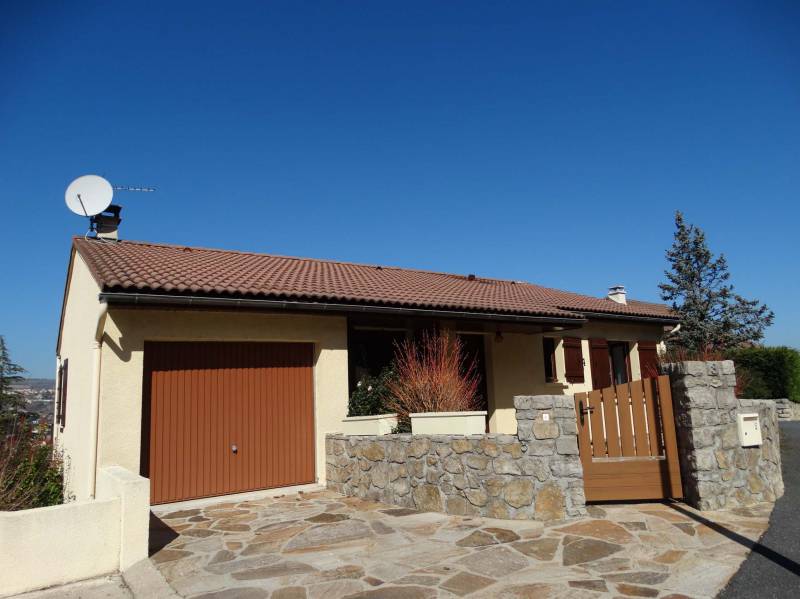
[65,174,156,239]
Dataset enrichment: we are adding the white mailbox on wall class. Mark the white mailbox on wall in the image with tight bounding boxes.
[737,413,762,447]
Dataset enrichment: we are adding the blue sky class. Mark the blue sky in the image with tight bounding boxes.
[1,1,798,377]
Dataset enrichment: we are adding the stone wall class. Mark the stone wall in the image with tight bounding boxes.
[666,361,784,510]
[326,395,586,521]
[774,398,800,421]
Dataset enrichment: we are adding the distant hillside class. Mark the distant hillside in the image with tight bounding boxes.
[13,378,55,391]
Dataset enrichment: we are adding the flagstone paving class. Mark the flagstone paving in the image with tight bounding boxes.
[149,490,772,599]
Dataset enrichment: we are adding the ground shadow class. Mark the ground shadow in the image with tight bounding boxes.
[149,512,179,556]
[667,502,800,577]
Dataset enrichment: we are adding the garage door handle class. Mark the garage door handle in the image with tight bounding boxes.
[231,444,238,454]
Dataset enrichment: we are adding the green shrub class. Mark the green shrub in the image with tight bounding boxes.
[0,418,67,510]
[348,367,396,417]
[727,346,800,403]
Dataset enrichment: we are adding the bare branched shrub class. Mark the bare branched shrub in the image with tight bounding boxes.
[658,344,747,397]
[659,344,728,363]
[386,330,481,422]
[0,417,66,511]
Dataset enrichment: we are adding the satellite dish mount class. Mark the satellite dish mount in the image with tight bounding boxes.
[64,175,154,239]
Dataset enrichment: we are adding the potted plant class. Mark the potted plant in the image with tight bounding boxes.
[340,367,398,435]
[387,331,486,435]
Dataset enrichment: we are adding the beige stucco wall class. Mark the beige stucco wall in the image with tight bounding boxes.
[98,308,348,490]
[54,252,103,500]
[484,321,665,434]
[486,333,542,434]
[0,466,148,597]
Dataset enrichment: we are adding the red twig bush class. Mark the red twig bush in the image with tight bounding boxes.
[386,330,481,421]
[657,344,748,397]
[659,344,727,363]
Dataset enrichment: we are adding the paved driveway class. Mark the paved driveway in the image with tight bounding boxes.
[149,490,772,599]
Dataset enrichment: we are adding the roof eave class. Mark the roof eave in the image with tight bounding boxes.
[573,309,679,325]
[98,291,588,327]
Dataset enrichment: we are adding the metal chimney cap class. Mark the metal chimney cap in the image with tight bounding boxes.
[607,285,627,304]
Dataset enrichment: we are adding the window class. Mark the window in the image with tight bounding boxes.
[638,340,659,378]
[56,359,68,428]
[609,342,631,385]
[563,337,585,383]
[458,333,489,413]
[348,328,406,393]
[542,337,556,382]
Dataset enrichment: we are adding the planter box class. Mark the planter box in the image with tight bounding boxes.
[410,411,488,435]
[340,414,398,435]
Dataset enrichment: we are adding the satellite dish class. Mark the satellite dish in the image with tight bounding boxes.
[65,175,114,217]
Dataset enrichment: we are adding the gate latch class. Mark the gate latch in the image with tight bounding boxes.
[578,401,594,425]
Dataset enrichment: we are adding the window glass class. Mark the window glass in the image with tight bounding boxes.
[542,337,556,382]
[609,342,629,385]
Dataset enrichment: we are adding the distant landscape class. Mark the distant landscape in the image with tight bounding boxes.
[16,378,56,392]
[11,378,56,436]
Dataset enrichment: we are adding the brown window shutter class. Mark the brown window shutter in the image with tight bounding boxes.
[56,363,63,425]
[59,359,69,428]
[563,337,584,383]
[638,340,660,379]
[589,338,612,390]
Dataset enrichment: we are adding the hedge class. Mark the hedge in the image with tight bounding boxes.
[727,346,800,403]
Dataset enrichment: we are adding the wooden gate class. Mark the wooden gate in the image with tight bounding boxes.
[574,375,682,501]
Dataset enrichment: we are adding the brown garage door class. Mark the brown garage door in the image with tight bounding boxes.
[141,341,315,505]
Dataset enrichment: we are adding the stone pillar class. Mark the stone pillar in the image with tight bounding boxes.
[515,394,586,518]
[666,361,784,510]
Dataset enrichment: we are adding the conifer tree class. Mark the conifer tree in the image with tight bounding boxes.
[0,335,25,417]
[659,212,774,352]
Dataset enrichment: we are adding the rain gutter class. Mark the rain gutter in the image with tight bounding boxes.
[98,291,587,327]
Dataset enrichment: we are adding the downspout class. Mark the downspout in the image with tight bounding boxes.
[87,302,108,498]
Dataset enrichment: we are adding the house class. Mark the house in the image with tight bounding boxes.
[55,237,677,505]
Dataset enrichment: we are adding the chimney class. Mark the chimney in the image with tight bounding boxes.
[92,205,122,240]
[607,285,627,304]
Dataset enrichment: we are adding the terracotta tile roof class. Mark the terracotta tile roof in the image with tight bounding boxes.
[73,238,677,321]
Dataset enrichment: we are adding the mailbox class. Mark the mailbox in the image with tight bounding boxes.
[736,413,762,447]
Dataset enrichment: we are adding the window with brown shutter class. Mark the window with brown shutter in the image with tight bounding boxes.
[57,359,68,428]
[589,338,612,390]
[542,337,557,382]
[563,337,584,383]
[56,363,63,425]
[638,340,660,378]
